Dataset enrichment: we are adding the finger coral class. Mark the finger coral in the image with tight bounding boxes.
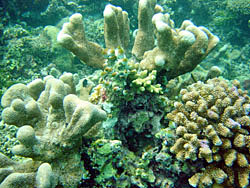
[139,13,219,80]
[167,78,250,188]
[1,73,107,188]
[57,0,218,80]
[57,13,105,68]
[132,0,157,59]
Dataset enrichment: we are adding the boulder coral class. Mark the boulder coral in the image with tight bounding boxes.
[167,78,250,188]
[57,0,219,80]
[0,73,107,188]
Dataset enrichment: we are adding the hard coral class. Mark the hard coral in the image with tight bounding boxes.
[139,13,219,80]
[57,13,105,68]
[57,0,218,80]
[1,73,107,188]
[167,78,250,188]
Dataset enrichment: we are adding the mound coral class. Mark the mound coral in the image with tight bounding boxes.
[167,78,250,188]
[0,73,107,188]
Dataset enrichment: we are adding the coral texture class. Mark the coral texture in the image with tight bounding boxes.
[57,4,130,69]
[57,13,105,68]
[103,4,130,50]
[0,152,44,188]
[132,0,157,60]
[1,73,107,188]
[167,78,250,188]
[57,0,218,80]
[227,0,250,15]
[139,13,219,79]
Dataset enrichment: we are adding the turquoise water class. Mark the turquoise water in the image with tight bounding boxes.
[0,0,250,188]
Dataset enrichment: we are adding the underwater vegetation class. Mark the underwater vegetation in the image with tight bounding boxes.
[0,0,250,188]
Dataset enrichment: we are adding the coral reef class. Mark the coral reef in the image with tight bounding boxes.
[165,65,222,99]
[0,23,83,101]
[88,48,167,153]
[84,16,105,46]
[157,0,249,62]
[2,0,250,187]
[206,42,250,85]
[167,78,250,188]
[226,0,250,15]
[55,2,221,186]
[1,73,107,188]
[58,0,218,81]
[88,137,192,188]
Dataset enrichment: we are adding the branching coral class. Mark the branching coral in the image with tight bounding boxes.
[57,13,105,68]
[139,13,219,79]
[57,0,218,81]
[167,78,250,188]
[103,4,130,50]
[94,48,163,105]
[132,0,157,59]
[0,153,53,188]
[0,73,107,188]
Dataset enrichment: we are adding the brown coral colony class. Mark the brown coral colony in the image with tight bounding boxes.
[167,78,250,188]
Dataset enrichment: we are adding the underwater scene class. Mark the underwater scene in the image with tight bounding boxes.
[0,0,250,187]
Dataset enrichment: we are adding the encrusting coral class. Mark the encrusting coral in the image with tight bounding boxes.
[57,0,219,81]
[0,73,107,188]
[167,78,250,188]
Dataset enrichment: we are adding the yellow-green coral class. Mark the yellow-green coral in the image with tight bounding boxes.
[94,47,164,107]
[167,78,250,188]
[132,70,163,94]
